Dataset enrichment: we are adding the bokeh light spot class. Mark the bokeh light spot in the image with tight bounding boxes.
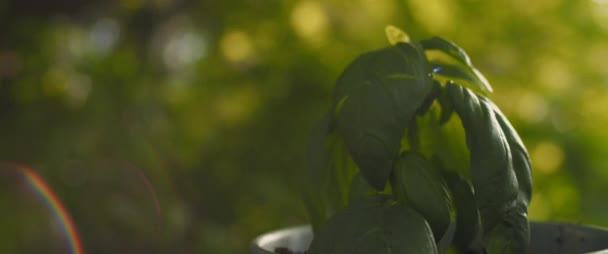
[65,72,92,108]
[580,88,608,122]
[532,141,565,174]
[120,0,144,10]
[88,18,121,56]
[586,43,608,82]
[220,31,254,63]
[528,192,550,219]
[254,21,279,51]
[43,68,69,96]
[42,67,92,108]
[163,31,206,71]
[214,85,259,125]
[548,181,580,216]
[537,58,572,95]
[359,0,394,21]
[512,0,560,17]
[408,0,454,33]
[592,0,608,30]
[62,26,87,62]
[290,1,329,46]
[516,92,548,124]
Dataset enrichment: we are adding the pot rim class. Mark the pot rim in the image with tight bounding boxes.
[251,221,608,254]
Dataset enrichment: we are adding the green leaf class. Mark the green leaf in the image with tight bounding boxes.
[484,206,529,254]
[392,152,452,241]
[446,82,518,228]
[420,36,473,66]
[447,82,529,253]
[420,36,493,93]
[335,84,401,190]
[441,170,483,253]
[470,67,493,93]
[430,61,493,94]
[385,25,411,45]
[333,42,434,190]
[488,101,533,207]
[308,197,438,254]
[486,100,532,254]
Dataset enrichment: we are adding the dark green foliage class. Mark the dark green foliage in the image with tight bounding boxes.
[437,86,455,125]
[430,61,491,95]
[392,152,451,241]
[308,196,438,254]
[446,82,530,253]
[420,36,473,66]
[333,42,434,190]
[490,103,533,207]
[441,170,483,253]
[2,2,603,253]
[348,173,375,204]
[446,82,519,227]
[421,36,493,94]
[306,32,532,254]
[416,80,442,116]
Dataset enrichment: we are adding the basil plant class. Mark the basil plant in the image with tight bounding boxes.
[303,26,532,254]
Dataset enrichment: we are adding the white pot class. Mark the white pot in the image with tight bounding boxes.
[251,222,608,254]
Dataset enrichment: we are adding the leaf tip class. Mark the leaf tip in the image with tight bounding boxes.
[385,25,410,45]
[472,68,494,93]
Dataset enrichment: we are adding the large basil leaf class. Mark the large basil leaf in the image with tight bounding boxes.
[487,101,533,207]
[308,197,438,254]
[392,152,451,241]
[333,42,434,190]
[447,82,529,253]
[485,100,532,254]
[446,82,518,227]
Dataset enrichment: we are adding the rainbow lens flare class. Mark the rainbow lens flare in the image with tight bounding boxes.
[19,166,84,254]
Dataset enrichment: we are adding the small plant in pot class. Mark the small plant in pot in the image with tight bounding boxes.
[302,26,528,254]
[251,27,608,254]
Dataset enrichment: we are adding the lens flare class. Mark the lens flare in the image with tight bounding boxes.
[10,165,85,254]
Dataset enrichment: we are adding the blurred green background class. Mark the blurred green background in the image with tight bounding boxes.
[1,0,608,253]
